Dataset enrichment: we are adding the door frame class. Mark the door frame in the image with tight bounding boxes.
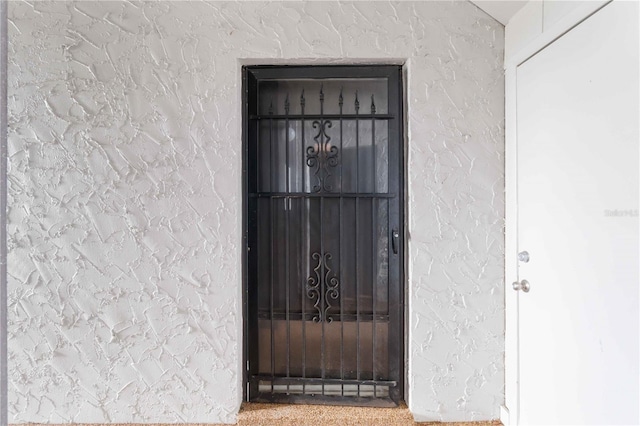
[503,2,611,424]
[240,64,406,404]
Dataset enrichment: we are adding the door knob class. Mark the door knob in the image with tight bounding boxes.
[518,251,530,263]
[512,279,530,292]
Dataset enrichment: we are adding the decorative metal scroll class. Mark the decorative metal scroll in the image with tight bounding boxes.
[294,87,379,193]
[306,252,340,323]
[306,120,338,192]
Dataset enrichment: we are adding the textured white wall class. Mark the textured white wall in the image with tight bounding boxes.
[7,1,504,423]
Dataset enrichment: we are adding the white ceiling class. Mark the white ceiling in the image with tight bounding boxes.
[469,0,529,25]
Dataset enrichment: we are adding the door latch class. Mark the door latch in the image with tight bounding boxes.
[392,229,399,254]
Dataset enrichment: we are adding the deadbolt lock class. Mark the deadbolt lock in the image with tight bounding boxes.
[518,251,530,263]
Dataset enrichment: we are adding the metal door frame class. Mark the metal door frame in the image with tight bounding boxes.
[242,65,405,406]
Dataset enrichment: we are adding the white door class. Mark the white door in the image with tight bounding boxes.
[516,2,639,424]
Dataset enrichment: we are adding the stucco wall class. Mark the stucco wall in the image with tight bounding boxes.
[7,1,504,423]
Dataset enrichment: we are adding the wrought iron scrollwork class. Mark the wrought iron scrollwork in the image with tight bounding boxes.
[306,120,338,192]
[306,251,340,323]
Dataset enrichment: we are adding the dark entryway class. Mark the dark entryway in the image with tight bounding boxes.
[243,65,404,407]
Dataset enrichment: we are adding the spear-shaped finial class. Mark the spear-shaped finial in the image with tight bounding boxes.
[285,93,290,115]
[354,90,360,114]
[338,87,344,114]
[300,89,306,114]
[371,94,376,114]
[268,99,274,115]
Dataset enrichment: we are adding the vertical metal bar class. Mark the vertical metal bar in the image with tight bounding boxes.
[388,67,405,401]
[244,69,260,401]
[371,96,377,397]
[301,196,306,394]
[339,88,343,191]
[319,85,326,396]
[355,91,360,193]
[284,95,291,392]
[338,88,344,397]
[268,104,275,393]
[269,100,274,191]
[371,95,377,193]
[320,196,325,394]
[354,91,360,397]
[387,197,390,384]
[256,123,261,193]
[386,66,403,403]
[301,90,306,194]
[0,0,7,421]
[300,89,306,394]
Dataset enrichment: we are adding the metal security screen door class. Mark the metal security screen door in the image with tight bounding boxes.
[243,66,404,407]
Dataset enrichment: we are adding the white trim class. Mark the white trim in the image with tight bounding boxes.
[500,405,511,426]
[505,0,610,69]
[504,65,519,426]
[503,2,614,424]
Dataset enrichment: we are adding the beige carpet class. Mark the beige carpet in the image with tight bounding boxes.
[16,404,503,426]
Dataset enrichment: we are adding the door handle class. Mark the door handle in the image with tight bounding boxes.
[392,229,399,254]
[512,279,530,292]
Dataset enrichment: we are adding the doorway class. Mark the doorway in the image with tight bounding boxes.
[513,2,639,423]
[242,65,404,407]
